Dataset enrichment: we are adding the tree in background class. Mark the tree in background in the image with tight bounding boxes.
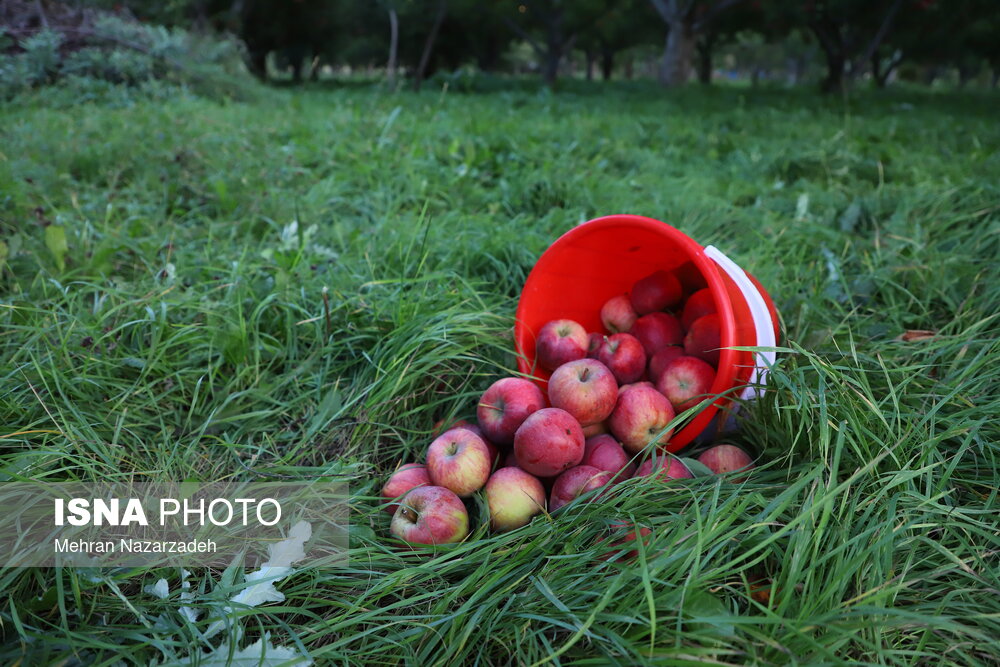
[647,0,746,86]
[576,0,660,80]
[63,0,1000,88]
[878,0,998,87]
[692,0,766,84]
[763,0,917,93]
[500,0,616,85]
[239,0,338,81]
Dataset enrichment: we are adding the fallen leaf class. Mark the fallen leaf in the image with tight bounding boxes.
[897,330,937,342]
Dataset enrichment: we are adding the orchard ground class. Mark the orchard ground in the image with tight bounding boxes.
[1,80,998,665]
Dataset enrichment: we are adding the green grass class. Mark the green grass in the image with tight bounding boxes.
[1,79,998,665]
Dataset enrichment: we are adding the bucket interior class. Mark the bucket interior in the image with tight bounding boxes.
[514,215,763,451]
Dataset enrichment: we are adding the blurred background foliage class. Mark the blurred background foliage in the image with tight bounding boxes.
[1,0,999,100]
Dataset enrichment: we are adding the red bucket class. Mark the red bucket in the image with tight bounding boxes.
[514,215,780,451]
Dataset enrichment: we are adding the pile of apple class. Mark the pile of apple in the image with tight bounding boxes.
[383,269,756,546]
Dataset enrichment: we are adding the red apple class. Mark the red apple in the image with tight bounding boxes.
[426,428,492,497]
[633,455,693,480]
[656,355,716,413]
[586,332,603,358]
[548,359,618,426]
[446,421,500,468]
[681,288,717,331]
[600,294,638,333]
[675,261,708,295]
[602,521,653,561]
[597,333,646,385]
[536,319,588,371]
[381,463,431,515]
[631,312,683,357]
[501,448,520,469]
[477,377,546,446]
[485,467,546,532]
[582,421,608,437]
[608,384,676,453]
[431,417,473,438]
[390,486,469,545]
[647,345,684,384]
[698,444,755,478]
[549,465,613,511]
[619,381,655,393]
[684,313,722,367]
[582,434,635,478]
[630,270,682,314]
[513,407,585,478]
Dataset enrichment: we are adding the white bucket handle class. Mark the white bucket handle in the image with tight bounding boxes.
[703,246,776,400]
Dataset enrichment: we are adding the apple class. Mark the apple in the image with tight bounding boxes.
[619,381,654,392]
[513,407,585,478]
[630,270,683,314]
[647,345,684,384]
[633,455,693,480]
[582,420,608,437]
[549,465,613,511]
[631,312,684,357]
[681,288,717,331]
[586,332,603,358]
[483,439,500,471]
[381,463,431,515]
[536,319,588,371]
[684,313,722,367]
[426,428,492,497]
[608,384,676,453]
[597,333,646,385]
[602,521,652,561]
[548,359,618,426]
[698,444,754,479]
[600,294,637,333]
[485,467,547,532]
[501,448,520,469]
[477,377,546,446]
[390,486,469,545]
[446,421,501,469]
[656,355,716,413]
[675,261,708,295]
[582,434,635,478]
[431,417,473,438]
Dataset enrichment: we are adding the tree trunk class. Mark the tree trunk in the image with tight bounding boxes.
[821,53,845,93]
[814,33,845,92]
[387,7,399,87]
[992,68,999,88]
[809,18,847,93]
[958,64,976,88]
[542,49,560,86]
[625,56,634,79]
[477,35,501,72]
[541,6,568,86]
[414,0,447,91]
[659,21,695,86]
[600,46,614,80]
[871,51,884,88]
[696,37,713,84]
[585,49,595,81]
[247,48,268,80]
[854,0,904,78]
